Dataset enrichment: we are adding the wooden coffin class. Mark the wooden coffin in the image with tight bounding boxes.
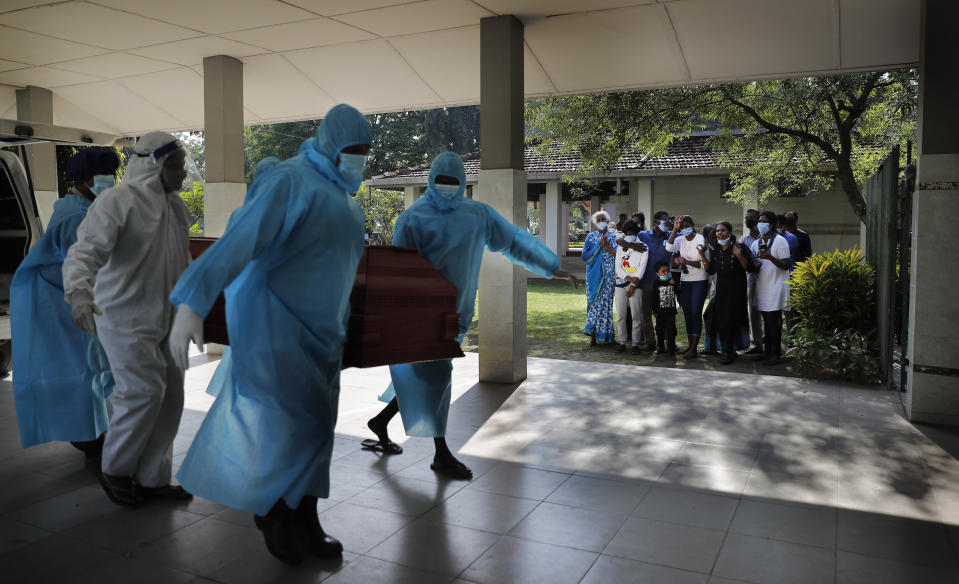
[187,239,464,368]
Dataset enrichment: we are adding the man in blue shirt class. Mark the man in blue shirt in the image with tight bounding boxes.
[636,211,673,351]
[784,211,812,264]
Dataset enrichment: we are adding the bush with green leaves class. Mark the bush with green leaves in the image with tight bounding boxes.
[787,248,876,336]
[785,327,880,383]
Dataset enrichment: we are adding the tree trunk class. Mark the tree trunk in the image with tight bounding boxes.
[836,162,866,222]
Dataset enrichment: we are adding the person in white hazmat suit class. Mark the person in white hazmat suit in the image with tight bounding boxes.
[62,131,194,506]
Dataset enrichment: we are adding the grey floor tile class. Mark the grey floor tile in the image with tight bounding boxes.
[508,501,626,552]
[837,511,957,569]
[367,518,498,577]
[347,475,466,517]
[604,516,726,574]
[62,505,205,554]
[729,499,837,548]
[318,501,414,555]
[135,516,263,577]
[207,546,358,584]
[713,533,836,584]
[658,462,750,495]
[581,554,709,584]
[836,550,959,584]
[69,556,200,584]
[327,464,388,501]
[0,516,50,555]
[675,443,760,472]
[743,470,838,507]
[323,556,450,584]
[421,487,538,534]
[467,463,570,500]
[0,533,120,583]
[462,535,597,584]
[545,474,649,514]
[5,485,122,532]
[633,486,740,531]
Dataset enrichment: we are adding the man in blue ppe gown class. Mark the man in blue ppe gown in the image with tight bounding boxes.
[166,104,371,565]
[63,132,194,507]
[11,147,118,471]
[365,151,578,479]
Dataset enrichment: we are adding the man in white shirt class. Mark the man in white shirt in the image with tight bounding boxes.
[614,221,648,354]
[749,209,792,365]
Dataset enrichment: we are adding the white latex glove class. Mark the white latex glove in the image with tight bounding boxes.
[552,268,580,289]
[67,290,101,335]
[168,304,204,372]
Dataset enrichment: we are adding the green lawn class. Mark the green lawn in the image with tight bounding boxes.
[462,279,691,365]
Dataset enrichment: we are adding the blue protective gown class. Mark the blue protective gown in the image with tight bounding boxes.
[169,105,369,515]
[380,151,560,437]
[11,192,113,448]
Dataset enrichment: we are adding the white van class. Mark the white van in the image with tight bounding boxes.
[0,119,116,375]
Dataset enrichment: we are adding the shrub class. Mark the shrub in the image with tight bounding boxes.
[787,248,876,336]
[785,327,880,383]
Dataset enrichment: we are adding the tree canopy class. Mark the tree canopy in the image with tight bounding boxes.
[526,70,917,220]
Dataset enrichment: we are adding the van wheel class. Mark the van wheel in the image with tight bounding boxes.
[0,339,11,377]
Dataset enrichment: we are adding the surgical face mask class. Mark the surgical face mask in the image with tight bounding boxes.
[757,221,771,235]
[434,184,460,200]
[678,227,693,237]
[717,237,731,246]
[91,174,115,195]
[624,235,638,243]
[657,220,667,232]
[337,153,367,184]
[659,274,670,281]
[596,221,608,231]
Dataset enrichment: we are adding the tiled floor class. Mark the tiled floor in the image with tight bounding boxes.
[1,351,958,583]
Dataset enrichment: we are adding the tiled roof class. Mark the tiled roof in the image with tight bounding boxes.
[369,135,736,182]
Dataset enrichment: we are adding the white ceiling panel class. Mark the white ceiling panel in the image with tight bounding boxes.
[0,66,100,88]
[51,92,118,135]
[476,0,654,19]
[56,81,185,133]
[0,25,107,66]
[840,0,919,69]
[51,53,181,79]
[119,68,204,129]
[525,4,688,92]
[241,53,336,121]
[0,60,29,73]
[0,88,16,119]
[0,1,66,14]
[668,0,836,80]
[0,2,199,51]
[221,18,375,52]
[390,27,480,103]
[131,37,267,66]
[285,40,440,112]
[334,0,494,37]
[92,0,313,35]
[524,44,556,96]
[286,0,417,18]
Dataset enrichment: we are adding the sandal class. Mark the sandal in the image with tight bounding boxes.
[430,457,473,480]
[141,485,194,501]
[99,473,144,507]
[361,439,403,455]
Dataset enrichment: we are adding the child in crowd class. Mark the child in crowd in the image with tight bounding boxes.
[652,261,678,354]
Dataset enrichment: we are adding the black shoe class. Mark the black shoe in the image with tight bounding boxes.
[763,356,784,366]
[751,352,771,362]
[616,343,626,353]
[655,346,666,355]
[719,353,737,365]
[296,497,343,558]
[631,345,640,355]
[254,502,305,565]
[141,485,193,501]
[701,349,720,356]
[744,346,764,355]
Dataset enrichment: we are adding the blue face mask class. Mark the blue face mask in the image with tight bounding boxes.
[91,174,115,195]
[596,221,608,231]
[678,227,693,237]
[337,153,367,190]
[717,237,731,246]
[624,235,638,243]
[657,220,667,232]
[434,184,460,200]
[757,221,771,235]
[659,274,670,281]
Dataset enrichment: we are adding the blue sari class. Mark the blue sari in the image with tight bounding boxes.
[582,230,617,343]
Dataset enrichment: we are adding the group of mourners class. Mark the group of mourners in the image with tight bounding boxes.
[582,207,812,366]
[9,104,576,565]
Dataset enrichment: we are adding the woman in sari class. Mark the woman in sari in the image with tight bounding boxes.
[582,210,618,345]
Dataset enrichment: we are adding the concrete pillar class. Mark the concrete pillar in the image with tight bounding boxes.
[476,15,526,383]
[589,194,601,228]
[633,178,653,229]
[203,55,245,238]
[16,86,57,228]
[906,0,959,426]
[541,181,564,256]
[403,186,417,209]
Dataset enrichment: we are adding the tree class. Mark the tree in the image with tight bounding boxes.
[355,183,404,245]
[179,181,204,235]
[526,70,917,221]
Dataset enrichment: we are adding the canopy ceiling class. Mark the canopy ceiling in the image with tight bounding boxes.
[0,0,919,136]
